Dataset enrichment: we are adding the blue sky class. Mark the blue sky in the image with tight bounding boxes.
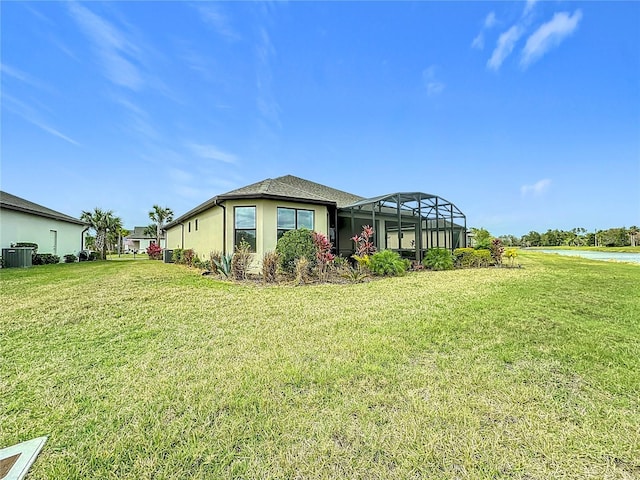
[2,1,639,236]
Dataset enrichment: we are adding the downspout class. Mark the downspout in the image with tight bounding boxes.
[219,201,226,255]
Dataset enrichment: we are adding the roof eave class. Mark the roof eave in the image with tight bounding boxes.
[0,203,87,226]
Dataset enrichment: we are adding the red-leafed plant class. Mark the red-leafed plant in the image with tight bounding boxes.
[147,243,162,260]
[312,232,335,280]
[351,225,376,257]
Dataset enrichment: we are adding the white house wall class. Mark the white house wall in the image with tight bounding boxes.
[0,209,85,260]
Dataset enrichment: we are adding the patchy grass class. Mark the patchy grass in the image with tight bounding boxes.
[1,252,639,479]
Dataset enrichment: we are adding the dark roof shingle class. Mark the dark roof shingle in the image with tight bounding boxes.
[0,191,86,225]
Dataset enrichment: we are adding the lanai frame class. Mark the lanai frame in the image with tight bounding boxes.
[340,192,467,261]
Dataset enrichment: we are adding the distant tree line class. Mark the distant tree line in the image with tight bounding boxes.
[495,226,639,248]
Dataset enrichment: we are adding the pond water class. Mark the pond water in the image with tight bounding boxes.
[536,249,640,264]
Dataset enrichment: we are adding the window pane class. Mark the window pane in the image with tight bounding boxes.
[235,207,256,229]
[235,230,256,252]
[297,210,314,230]
[277,208,295,229]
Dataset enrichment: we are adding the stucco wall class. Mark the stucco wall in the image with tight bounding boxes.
[168,199,330,272]
[166,206,224,260]
[0,209,85,260]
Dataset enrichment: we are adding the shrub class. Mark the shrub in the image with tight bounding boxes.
[312,232,335,281]
[369,249,409,276]
[146,243,162,260]
[454,248,477,268]
[33,253,60,265]
[172,248,184,264]
[490,238,504,265]
[15,242,38,254]
[276,228,316,274]
[474,249,492,267]
[183,249,195,267]
[262,251,279,283]
[209,251,222,274]
[341,265,368,283]
[505,248,518,267]
[64,254,77,263]
[422,248,454,271]
[232,240,252,280]
[294,257,311,285]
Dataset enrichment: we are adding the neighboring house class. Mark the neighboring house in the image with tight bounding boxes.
[124,227,166,253]
[165,175,467,271]
[0,191,87,261]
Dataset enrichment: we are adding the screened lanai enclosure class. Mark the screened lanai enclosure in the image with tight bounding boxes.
[337,192,467,260]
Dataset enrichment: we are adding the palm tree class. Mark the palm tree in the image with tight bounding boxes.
[630,226,639,247]
[148,205,174,246]
[80,208,121,260]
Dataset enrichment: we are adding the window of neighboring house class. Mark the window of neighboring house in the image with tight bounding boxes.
[188,221,191,233]
[234,206,256,252]
[277,207,314,239]
[195,219,198,231]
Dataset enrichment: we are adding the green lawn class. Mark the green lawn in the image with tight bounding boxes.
[1,253,639,479]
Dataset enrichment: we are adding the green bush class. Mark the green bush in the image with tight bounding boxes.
[15,242,38,254]
[369,250,409,276]
[474,249,492,267]
[33,253,60,265]
[172,248,184,264]
[64,254,77,263]
[422,248,454,271]
[275,228,316,274]
[453,248,477,268]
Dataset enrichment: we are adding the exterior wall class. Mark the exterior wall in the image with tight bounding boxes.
[166,206,224,260]
[0,209,85,260]
[225,199,329,272]
[125,238,166,253]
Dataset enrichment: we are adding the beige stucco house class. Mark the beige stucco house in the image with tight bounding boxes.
[0,191,87,261]
[165,175,467,271]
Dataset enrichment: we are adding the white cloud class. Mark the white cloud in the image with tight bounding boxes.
[487,25,524,70]
[521,10,582,68]
[422,66,445,96]
[471,12,497,50]
[187,143,237,164]
[523,0,538,17]
[484,12,497,28]
[67,2,143,90]
[521,179,551,196]
[471,33,484,50]
[195,4,239,41]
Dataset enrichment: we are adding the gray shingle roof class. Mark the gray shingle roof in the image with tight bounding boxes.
[218,175,363,208]
[0,191,86,225]
[167,175,364,227]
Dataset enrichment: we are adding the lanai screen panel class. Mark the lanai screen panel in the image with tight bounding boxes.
[340,192,466,259]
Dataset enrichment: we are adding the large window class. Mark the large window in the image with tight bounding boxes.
[277,207,314,239]
[234,206,256,252]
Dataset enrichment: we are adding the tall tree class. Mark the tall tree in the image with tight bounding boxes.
[148,205,174,245]
[80,208,122,259]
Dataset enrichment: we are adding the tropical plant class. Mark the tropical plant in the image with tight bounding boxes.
[369,250,408,276]
[351,225,376,257]
[262,251,279,283]
[209,251,222,274]
[312,232,335,281]
[490,238,504,265]
[471,227,492,250]
[80,208,122,260]
[505,248,518,267]
[213,253,233,278]
[148,205,174,245]
[275,228,316,274]
[422,248,454,271]
[232,240,252,280]
[341,264,368,283]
